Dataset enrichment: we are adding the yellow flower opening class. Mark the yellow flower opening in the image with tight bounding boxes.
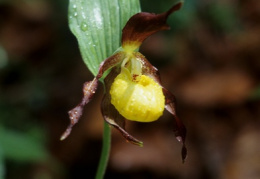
[110,68,165,122]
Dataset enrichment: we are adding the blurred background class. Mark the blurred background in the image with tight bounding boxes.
[0,0,260,178]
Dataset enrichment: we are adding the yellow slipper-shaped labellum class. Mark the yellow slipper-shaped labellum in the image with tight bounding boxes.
[110,68,165,122]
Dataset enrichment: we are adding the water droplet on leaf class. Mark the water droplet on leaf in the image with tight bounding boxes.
[82,12,86,19]
[80,22,88,31]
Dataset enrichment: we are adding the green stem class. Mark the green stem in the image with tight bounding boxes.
[95,121,111,179]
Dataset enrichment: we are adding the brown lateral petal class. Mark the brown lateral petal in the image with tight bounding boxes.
[101,68,143,147]
[122,2,183,50]
[136,52,187,162]
[163,88,187,162]
[60,52,125,140]
[60,79,98,140]
[96,51,126,79]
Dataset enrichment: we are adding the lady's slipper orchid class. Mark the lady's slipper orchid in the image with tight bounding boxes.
[61,2,187,162]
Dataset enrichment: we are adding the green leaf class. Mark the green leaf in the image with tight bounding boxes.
[68,0,141,75]
[0,126,48,162]
[0,147,5,179]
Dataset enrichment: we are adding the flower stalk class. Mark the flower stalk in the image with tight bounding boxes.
[95,122,111,179]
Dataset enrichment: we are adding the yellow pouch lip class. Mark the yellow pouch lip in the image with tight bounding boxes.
[110,68,165,122]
